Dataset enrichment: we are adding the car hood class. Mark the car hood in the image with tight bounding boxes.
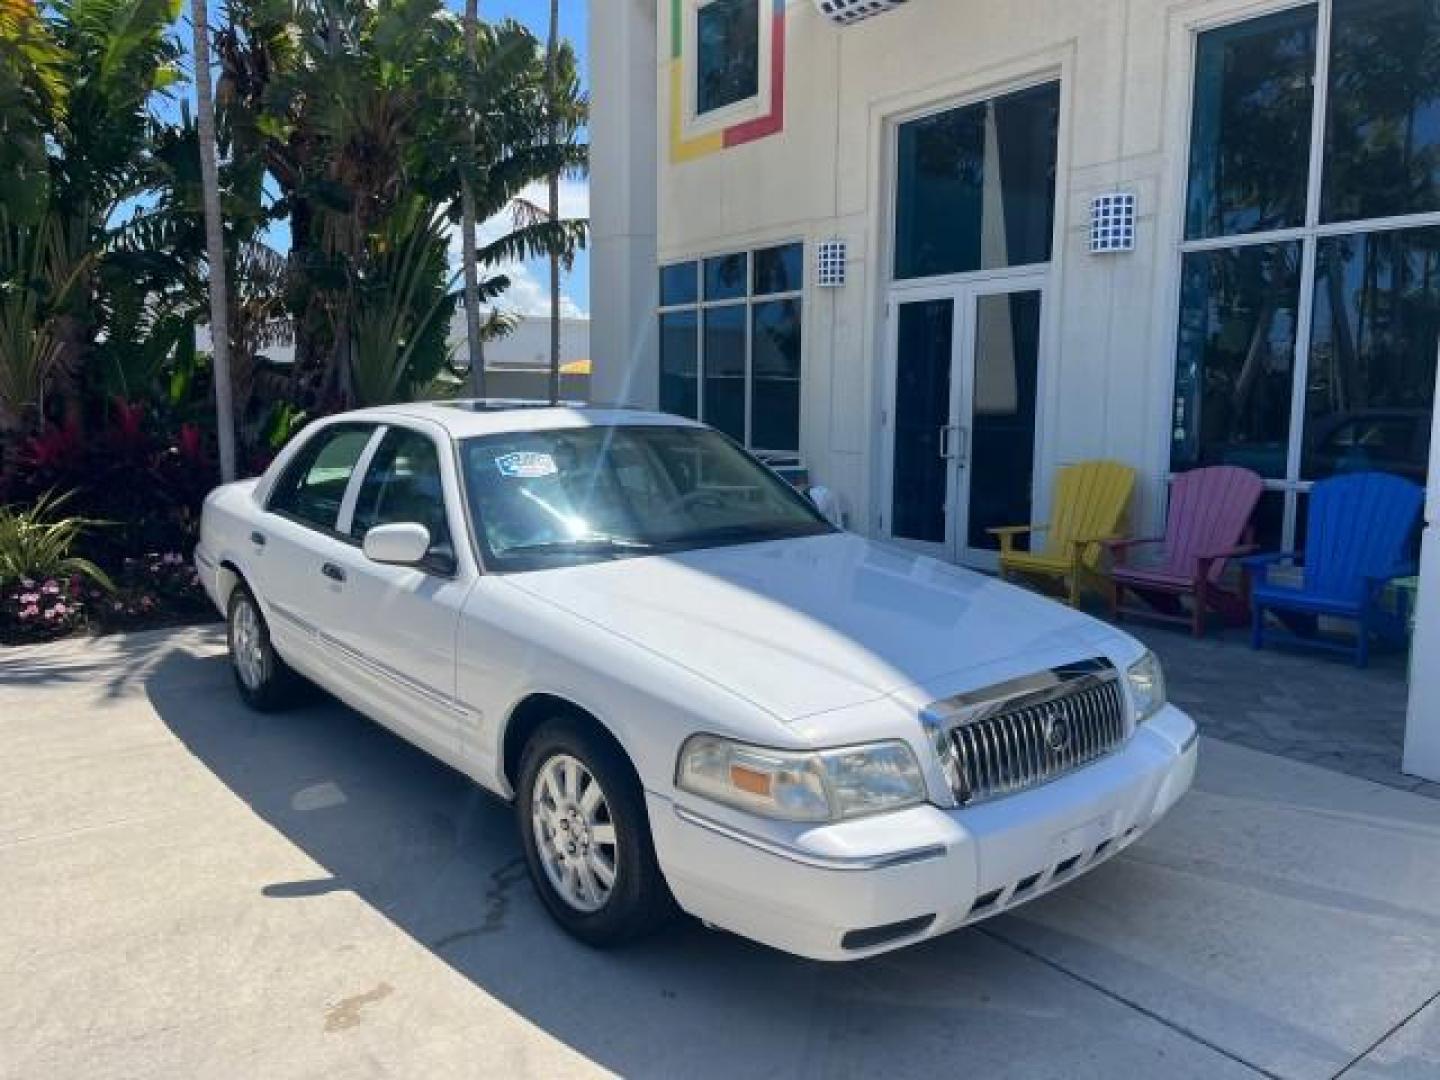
[504,532,1123,721]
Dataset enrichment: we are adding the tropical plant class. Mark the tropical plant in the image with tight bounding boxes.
[0,489,112,589]
[216,0,588,413]
[0,0,184,484]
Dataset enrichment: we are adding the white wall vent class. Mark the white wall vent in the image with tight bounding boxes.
[813,0,910,27]
[817,239,847,287]
[1090,192,1137,254]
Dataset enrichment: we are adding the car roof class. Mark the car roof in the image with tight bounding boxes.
[335,400,704,440]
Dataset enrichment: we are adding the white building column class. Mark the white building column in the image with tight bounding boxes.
[1403,362,1440,779]
[588,0,659,408]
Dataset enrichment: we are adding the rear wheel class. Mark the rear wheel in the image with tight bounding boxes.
[226,584,297,711]
[517,718,673,947]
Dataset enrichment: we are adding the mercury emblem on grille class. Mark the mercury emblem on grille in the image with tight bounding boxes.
[1043,711,1072,754]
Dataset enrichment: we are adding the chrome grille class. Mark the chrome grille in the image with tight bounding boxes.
[925,661,1129,805]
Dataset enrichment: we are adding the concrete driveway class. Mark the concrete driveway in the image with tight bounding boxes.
[4,627,1440,1079]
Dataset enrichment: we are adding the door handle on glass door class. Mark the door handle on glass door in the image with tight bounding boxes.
[955,425,970,464]
[939,425,959,460]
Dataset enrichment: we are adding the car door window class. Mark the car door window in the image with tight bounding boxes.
[269,425,374,531]
[350,427,456,574]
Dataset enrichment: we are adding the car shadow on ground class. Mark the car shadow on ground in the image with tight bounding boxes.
[142,644,1358,1079]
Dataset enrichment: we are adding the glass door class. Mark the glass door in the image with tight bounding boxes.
[885,290,963,559]
[958,282,1043,567]
[885,279,1043,567]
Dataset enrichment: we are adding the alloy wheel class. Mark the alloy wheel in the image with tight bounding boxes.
[531,753,619,913]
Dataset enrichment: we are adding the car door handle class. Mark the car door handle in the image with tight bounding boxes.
[321,562,346,583]
[250,531,266,547]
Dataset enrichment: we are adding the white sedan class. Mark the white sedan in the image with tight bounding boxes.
[196,402,1197,961]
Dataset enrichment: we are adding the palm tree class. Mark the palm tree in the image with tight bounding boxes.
[459,0,486,397]
[546,0,560,404]
[190,0,238,481]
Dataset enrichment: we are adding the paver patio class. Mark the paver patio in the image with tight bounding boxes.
[3,626,1439,1079]
[1127,623,1423,797]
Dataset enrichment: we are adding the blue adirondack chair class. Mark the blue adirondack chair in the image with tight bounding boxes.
[1245,472,1424,667]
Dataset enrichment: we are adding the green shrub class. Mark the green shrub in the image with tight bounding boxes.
[0,490,113,592]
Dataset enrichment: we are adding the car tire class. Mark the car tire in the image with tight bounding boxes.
[226,583,297,712]
[517,718,674,947]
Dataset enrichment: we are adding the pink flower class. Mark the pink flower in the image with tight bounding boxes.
[51,603,67,616]
[42,581,60,595]
[19,593,38,604]
[19,605,39,619]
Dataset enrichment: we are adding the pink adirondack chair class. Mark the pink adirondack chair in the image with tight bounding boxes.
[1104,466,1264,638]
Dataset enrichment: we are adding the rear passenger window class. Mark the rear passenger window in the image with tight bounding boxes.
[350,428,456,573]
[269,426,374,531]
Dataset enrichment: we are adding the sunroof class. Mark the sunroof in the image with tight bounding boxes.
[439,398,589,413]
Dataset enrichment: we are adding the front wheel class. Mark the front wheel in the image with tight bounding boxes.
[517,719,673,947]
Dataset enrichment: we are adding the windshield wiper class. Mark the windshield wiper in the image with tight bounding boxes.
[502,536,656,558]
[654,522,829,548]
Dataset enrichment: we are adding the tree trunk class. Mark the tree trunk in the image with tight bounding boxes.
[191,0,238,482]
[460,0,487,398]
[546,0,561,405]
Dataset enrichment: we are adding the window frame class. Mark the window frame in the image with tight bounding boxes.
[684,0,772,135]
[1173,0,1440,551]
[265,422,381,541]
[347,422,462,579]
[658,241,806,456]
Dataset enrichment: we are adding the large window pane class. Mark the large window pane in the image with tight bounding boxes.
[697,0,759,116]
[660,310,700,419]
[1305,226,1439,483]
[751,299,801,453]
[703,305,747,442]
[1185,8,1317,240]
[705,253,748,300]
[1172,243,1302,478]
[894,82,1060,280]
[660,262,698,307]
[753,243,804,295]
[1323,0,1440,223]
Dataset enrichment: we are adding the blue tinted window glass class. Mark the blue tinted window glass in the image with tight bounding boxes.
[1323,0,1440,223]
[1186,8,1317,239]
[703,305,747,441]
[751,300,801,453]
[697,0,759,115]
[705,253,748,300]
[894,82,1059,279]
[1171,244,1302,478]
[660,262,698,307]
[660,311,700,419]
[753,243,804,295]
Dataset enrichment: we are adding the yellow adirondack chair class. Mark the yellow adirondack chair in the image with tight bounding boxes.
[990,460,1136,606]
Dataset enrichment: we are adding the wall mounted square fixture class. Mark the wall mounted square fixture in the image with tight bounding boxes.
[817,240,847,287]
[1090,193,1137,253]
[813,0,909,27]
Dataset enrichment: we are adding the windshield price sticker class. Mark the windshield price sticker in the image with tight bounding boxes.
[496,451,558,479]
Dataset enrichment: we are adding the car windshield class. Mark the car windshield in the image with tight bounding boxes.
[460,424,834,570]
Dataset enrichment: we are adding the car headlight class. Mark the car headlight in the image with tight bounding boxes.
[675,735,927,822]
[1126,651,1167,723]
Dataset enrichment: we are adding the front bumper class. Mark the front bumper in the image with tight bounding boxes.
[649,705,1197,961]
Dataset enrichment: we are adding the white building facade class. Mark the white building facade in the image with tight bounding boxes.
[590,0,1440,766]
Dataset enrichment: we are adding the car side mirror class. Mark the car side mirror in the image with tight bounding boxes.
[363,522,432,566]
